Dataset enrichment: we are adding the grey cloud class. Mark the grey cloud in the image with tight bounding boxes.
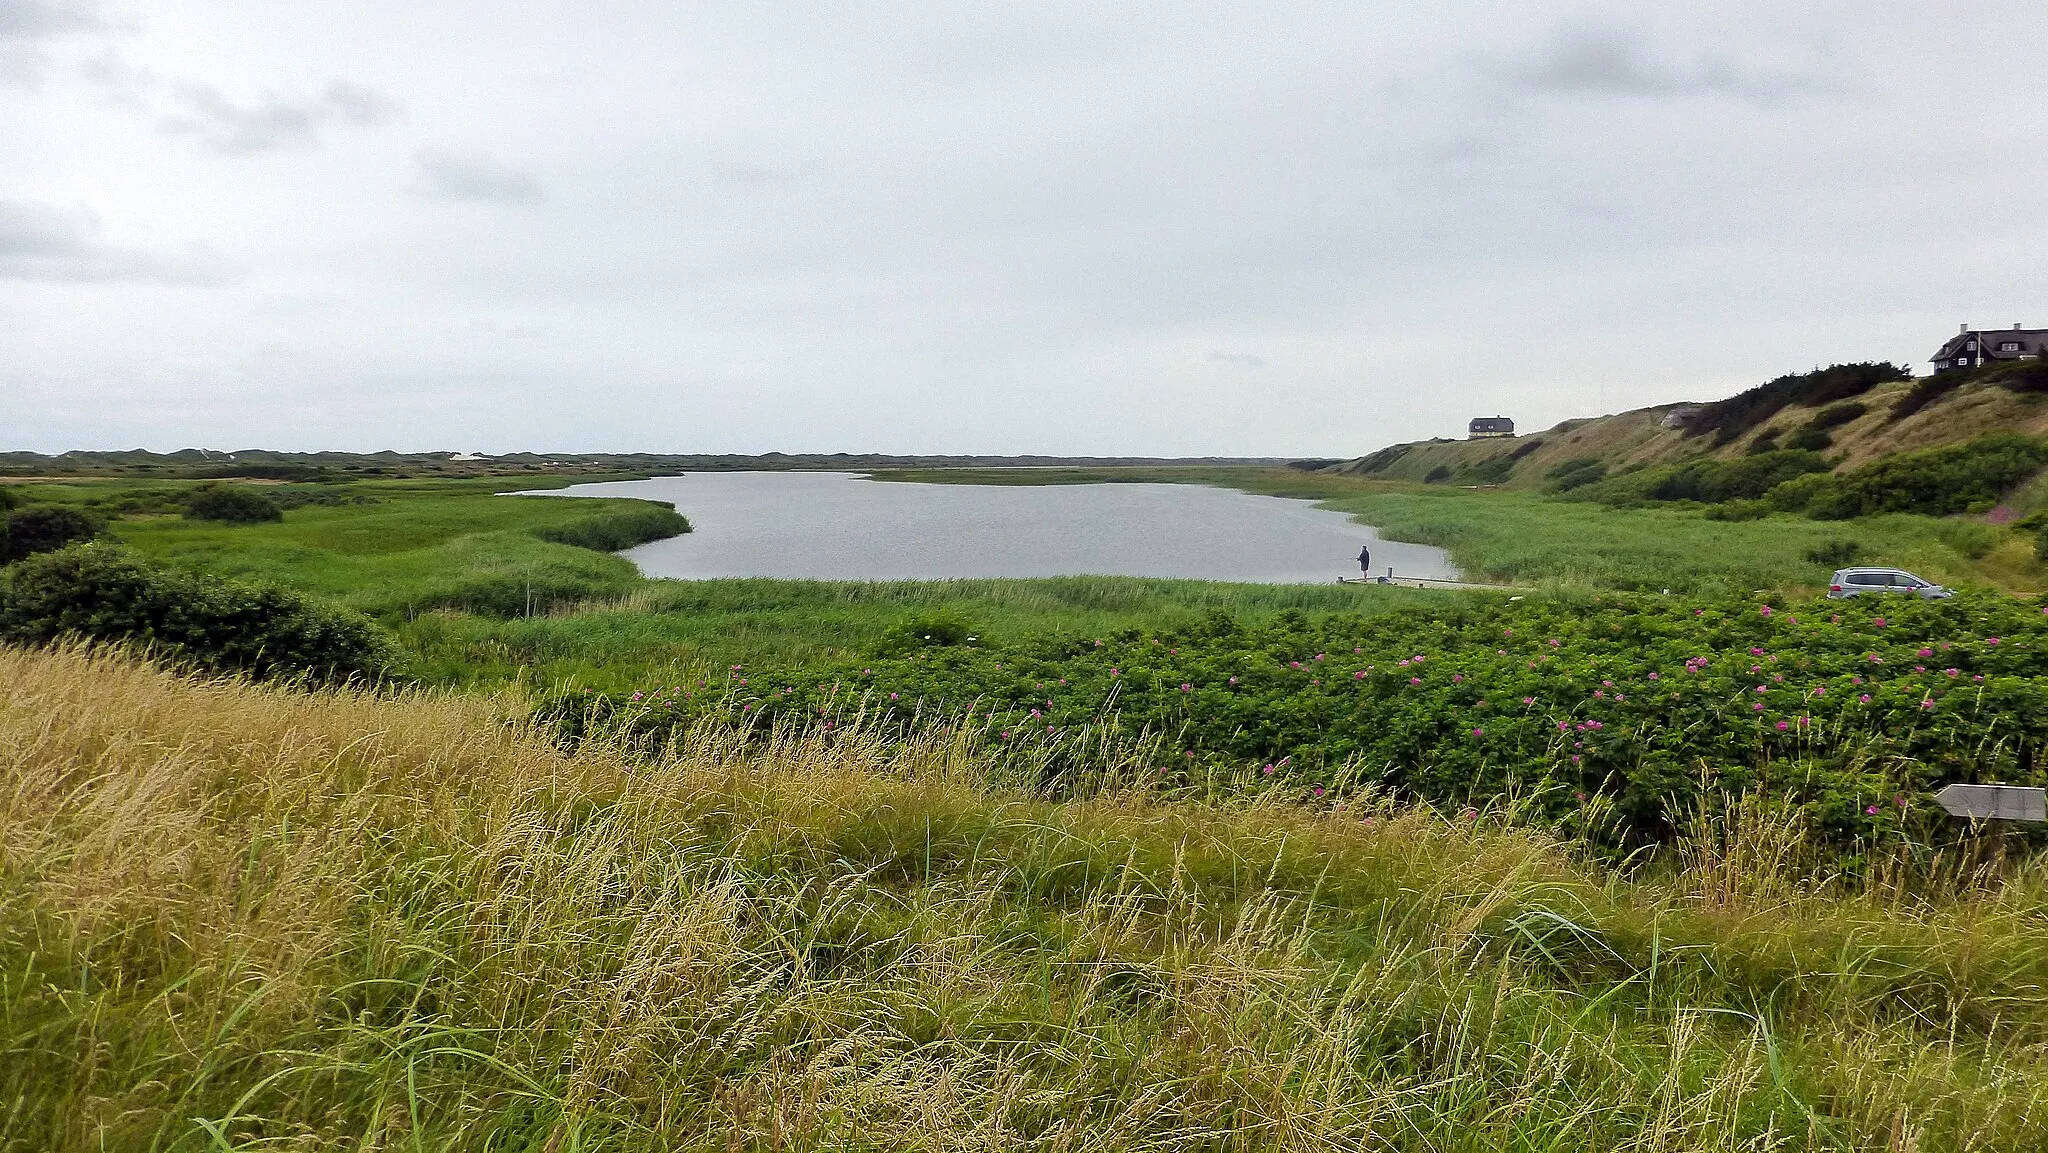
[414,150,542,203]
[74,47,155,105]
[0,0,100,39]
[1486,18,1822,104]
[0,0,98,86]
[0,198,223,283]
[159,79,400,153]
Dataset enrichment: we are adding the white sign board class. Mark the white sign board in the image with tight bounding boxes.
[1933,784,2048,822]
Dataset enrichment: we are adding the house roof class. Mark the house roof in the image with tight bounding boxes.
[1934,327,2048,362]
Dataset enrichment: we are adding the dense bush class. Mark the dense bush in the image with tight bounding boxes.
[1646,451,1830,504]
[0,543,390,683]
[1422,464,1454,484]
[878,609,979,653]
[550,591,2048,849]
[1786,401,1868,449]
[1547,458,1607,492]
[1,505,104,563]
[1684,363,1907,445]
[1462,456,1514,485]
[0,486,18,512]
[193,462,344,482]
[1764,471,1838,513]
[1892,359,2048,422]
[1800,433,2048,519]
[532,502,690,551]
[184,484,285,523]
[1803,539,1862,567]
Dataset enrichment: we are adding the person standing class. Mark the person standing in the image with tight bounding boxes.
[1358,543,1372,579]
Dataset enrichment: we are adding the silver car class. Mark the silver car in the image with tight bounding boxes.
[1827,567,1953,599]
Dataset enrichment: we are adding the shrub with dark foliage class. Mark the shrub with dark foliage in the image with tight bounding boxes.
[1684,362,1907,445]
[1,505,104,563]
[1646,450,1830,504]
[184,485,285,523]
[0,543,391,683]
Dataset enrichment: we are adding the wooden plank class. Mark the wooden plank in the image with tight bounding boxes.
[1933,783,2048,822]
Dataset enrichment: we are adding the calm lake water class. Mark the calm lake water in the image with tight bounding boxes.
[525,472,1458,584]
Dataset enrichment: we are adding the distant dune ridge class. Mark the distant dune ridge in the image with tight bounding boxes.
[1332,360,2048,490]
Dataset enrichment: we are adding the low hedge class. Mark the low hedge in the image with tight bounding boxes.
[0,543,392,684]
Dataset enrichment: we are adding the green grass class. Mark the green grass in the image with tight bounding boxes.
[397,575,1461,690]
[88,475,682,618]
[11,644,2048,1151]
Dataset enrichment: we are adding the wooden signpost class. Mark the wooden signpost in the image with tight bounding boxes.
[1933,783,2048,823]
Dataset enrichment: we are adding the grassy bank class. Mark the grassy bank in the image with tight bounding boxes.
[880,467,2044,595]
[7,645,2048,1150]
[64,475,690,617]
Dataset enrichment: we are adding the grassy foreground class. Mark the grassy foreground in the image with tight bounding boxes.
[8,646,2048,1150]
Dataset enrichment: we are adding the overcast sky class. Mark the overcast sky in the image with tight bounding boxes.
[4,2,2046,456]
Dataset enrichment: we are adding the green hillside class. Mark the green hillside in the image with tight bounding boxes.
[1335,361,2048,511]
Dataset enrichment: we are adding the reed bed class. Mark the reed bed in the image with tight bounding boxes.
[5,644,2048,1150]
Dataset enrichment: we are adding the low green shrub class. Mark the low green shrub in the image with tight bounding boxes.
[1803,539,1862,567]
[553,591,2048,849]
[1646,451,1830,504]
[0,542,391,683]
[1423,464,1454,484]
[1764,472,1839,513]
[1,505,104,563]
[1785,399,1869,448]
[1547,458,1607,492]
[1462,456,1514,485]
[1817,433,2048,519]
[183,485,284,523]
[532,502,690,551]
[1890,374,1967,421]
[0,486,19,512]
[878,609,979,653]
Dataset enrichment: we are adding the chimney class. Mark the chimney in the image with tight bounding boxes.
[2018,323,2025,330]
[1961,323,1970,334]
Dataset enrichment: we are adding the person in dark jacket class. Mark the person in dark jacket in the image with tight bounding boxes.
[1358,544,1372,578]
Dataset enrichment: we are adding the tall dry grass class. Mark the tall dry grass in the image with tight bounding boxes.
[5,643,2048,1150]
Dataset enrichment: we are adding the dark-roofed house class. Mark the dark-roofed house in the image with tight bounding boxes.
[1932,323,2048,373]
[1467,416,1514,439]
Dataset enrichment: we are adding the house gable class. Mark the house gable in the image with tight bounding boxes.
[1932,323,2048,372]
